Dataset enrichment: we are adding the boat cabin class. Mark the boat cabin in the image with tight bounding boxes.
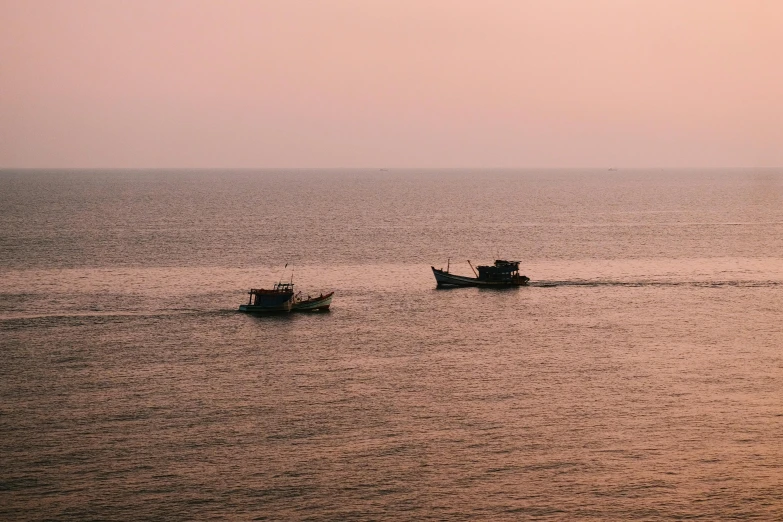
[476,260,522,282]
[247,282,294,307]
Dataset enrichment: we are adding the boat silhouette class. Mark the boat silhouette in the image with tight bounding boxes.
[432,259,530,287]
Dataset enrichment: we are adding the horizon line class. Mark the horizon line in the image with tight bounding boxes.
[2,166,781,171]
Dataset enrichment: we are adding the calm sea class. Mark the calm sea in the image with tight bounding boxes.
[1,169,782,520]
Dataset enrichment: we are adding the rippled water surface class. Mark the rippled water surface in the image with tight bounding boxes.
[1,169,782,520]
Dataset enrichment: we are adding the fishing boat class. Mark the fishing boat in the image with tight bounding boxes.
[292,291,334,312]
[239,282,296,313]
[239,268,334,313]
[431,259,530,287]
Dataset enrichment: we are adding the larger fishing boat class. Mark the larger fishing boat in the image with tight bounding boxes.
[432,259,530,287]
[239,282,296,313]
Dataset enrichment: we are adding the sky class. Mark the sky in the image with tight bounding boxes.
[1,0,782,168]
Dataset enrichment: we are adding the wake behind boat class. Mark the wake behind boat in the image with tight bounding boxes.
[432,259,530,287]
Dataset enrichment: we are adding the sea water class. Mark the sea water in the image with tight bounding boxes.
[1,169,782,520]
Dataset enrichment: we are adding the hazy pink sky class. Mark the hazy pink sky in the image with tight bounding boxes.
[1,0,782,168]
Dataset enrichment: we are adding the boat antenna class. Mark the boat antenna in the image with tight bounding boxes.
[290,263,294,285]
[277,263,288,283]
[447,258,450,273]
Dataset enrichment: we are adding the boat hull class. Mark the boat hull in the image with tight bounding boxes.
[432,267,529,287]
[292,292,333,311]
[238,300,293,313]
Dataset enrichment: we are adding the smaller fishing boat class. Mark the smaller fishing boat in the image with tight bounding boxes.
[292,291,334,312]
[432,259,530,287]
[239,267,334,313]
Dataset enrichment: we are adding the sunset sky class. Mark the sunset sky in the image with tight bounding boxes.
[1,0,781,168]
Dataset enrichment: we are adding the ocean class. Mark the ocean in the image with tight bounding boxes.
[1,168,782,520]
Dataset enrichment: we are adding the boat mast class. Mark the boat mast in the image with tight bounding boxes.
[467,260,478,277]
[277,263,288,284]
